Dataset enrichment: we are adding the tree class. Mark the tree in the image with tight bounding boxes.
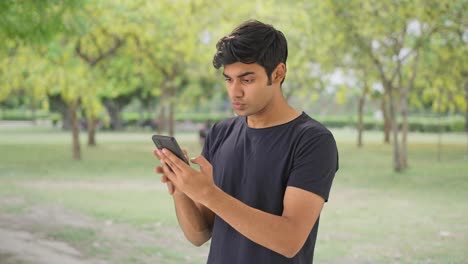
[0,0,87,160]
[321,0,460,171]
[0,0,82,44]
[75,27,126,137]
[46,39,98,160]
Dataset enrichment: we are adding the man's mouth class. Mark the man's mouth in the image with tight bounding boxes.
[232,102,244,110]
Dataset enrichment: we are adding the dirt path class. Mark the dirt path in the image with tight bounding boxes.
[0,228,94,264]
[0,197,104,264]
[0,196,208,264]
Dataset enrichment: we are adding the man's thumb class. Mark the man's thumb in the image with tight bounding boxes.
[190,155,210,167]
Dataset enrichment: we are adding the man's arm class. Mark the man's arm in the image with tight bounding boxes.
[171,191,215,246]
[205,185,324,258]
[160,149,324,258]
[154,150,215,246]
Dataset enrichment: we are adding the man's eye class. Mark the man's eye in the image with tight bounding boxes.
[242,79,254,84]
[225,78,232,82]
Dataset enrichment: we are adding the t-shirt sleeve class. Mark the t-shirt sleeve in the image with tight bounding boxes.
[287,133,339,202]
[201,126,213,162]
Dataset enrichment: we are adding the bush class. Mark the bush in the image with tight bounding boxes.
[174,113,231,123]
[316,115,465,133]
[1,109,465,133]
[0,109,50,121]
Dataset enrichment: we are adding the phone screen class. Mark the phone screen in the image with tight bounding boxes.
[152,135,189,164]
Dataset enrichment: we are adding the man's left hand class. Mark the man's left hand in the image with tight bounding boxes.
[160,148,215,203]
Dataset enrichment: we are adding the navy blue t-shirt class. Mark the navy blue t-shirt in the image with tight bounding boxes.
[202,112,339,264]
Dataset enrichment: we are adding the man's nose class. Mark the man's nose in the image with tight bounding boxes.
[229,80,244,98]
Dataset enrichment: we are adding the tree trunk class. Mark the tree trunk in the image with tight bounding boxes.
[436,86,445,162]
[139,104,145,128]
[357,77,370,147]
[357,80,369,148]
[357,95,364,147]
[465,79,468,159]
[465,79,468,132]
[400,90,409,169]
[69,100,81,160]
[388,86,402,172]
[437,113,442,162]
[158,104,166,134]
[31,94,37,125]
[61,111,72,130]
[400,53,420,169]
[381,95,391,144]
[158,84,166,134]
[49,94,71,130]
[103,100,123,130]
[87,114,96,146]
[168,85,175,137]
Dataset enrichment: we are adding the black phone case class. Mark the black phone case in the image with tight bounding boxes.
[152,135,189,164]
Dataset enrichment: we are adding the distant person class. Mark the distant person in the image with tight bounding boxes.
[154,20,339,263]
[198,120,212,146]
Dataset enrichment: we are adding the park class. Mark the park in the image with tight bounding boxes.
[0,1,467,263]
[0,125,466,263]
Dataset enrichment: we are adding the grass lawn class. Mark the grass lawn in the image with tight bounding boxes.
[0,125,467,263]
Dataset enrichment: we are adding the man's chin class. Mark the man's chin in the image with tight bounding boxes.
[233,109,248,117]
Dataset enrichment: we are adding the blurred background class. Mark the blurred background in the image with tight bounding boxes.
[0,0,466,263]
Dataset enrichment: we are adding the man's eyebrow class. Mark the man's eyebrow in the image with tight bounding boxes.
[237,71,255,78]
[222,71,255,78]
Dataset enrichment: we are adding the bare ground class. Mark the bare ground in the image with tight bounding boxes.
[0,192,208,264]
[0,197,102,264]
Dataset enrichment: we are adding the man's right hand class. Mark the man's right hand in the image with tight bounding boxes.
[154,149,189,195]
[154,148,214,246]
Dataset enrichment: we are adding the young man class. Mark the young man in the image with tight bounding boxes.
[154,20,339,263]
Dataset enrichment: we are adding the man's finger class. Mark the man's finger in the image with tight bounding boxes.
[161,161,178,181]
[155,166,164,174]
[167,182,175,195]
[182,149,189,160]
[161,175,169,183]
[162,149,186,172]
[190,155,211,168]
[153,149,162,159]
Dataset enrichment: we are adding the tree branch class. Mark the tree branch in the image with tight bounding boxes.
[75,32,124,66]
[406,51,420,92]
[89,32,103,56]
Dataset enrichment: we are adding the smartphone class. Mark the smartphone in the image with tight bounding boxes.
[152,135,189,164]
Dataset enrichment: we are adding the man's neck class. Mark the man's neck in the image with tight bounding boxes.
[247,99,301,129]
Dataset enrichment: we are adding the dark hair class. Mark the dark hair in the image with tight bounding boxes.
[212,20,288,85]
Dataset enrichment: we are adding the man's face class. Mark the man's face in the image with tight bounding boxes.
[223,62,276,117]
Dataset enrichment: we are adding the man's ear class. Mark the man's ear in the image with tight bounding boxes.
[273,63,286,83]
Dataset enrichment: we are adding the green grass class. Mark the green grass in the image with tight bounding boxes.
[26,188,178,226]
[46,226,114,260]
[0,125,467,263]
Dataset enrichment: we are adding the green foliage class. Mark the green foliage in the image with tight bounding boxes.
[0,109,51,121]
[0,0,465,134]
[0,0,84,44]
[415,16,467,113]
[1,108,464,133]
[316,115,465,133]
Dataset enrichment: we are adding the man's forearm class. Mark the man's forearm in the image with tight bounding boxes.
[201,188,293,256]
[173,191,212,246]
[200,186,311,258]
